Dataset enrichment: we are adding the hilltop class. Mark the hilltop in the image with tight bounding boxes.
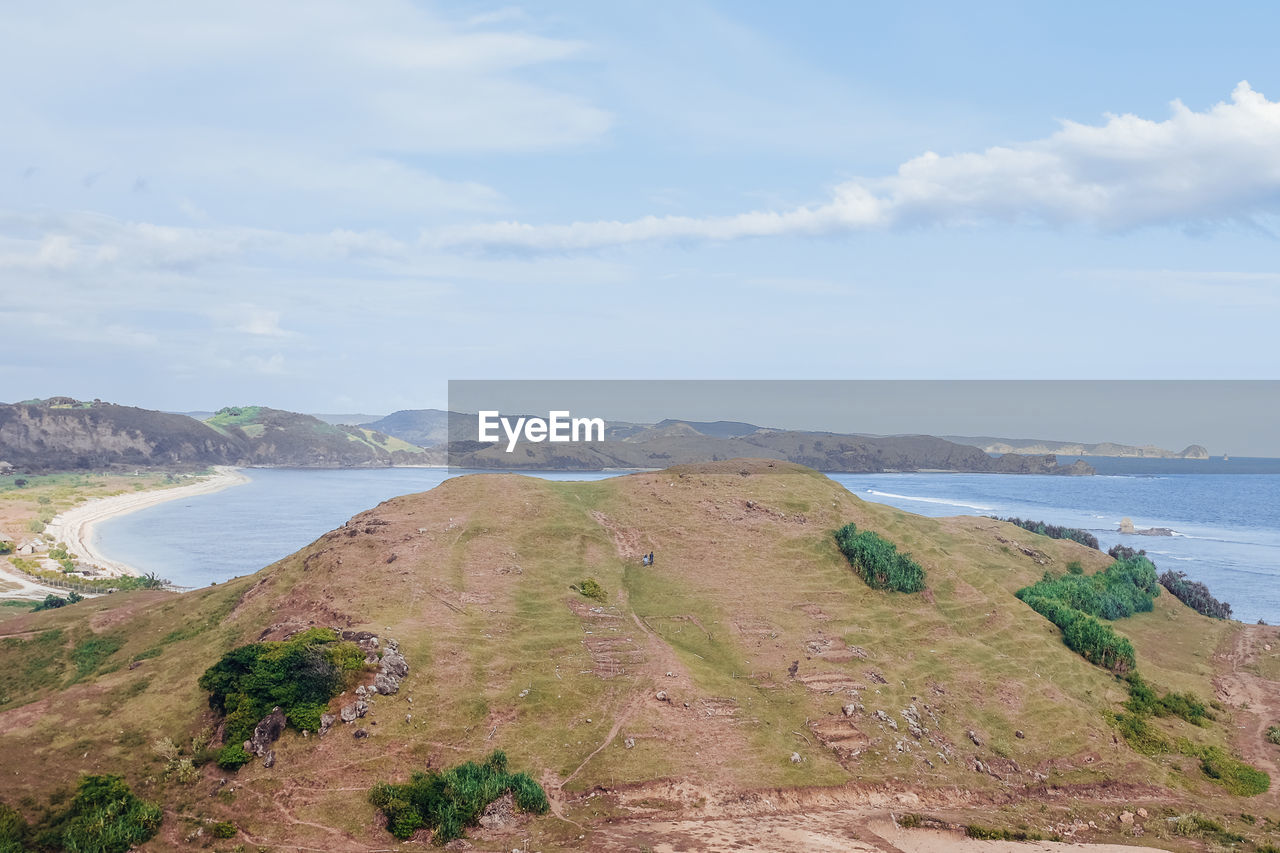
[0,398,439,471]
[0,460,1274,851]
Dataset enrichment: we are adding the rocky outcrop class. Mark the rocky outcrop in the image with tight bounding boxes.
[1118,517,1175,536]
[244,707,287,766]
[373,640,408,695]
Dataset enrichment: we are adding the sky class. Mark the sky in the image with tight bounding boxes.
[3,1,1280,435]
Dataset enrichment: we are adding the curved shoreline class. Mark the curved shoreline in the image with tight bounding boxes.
[43,467,250,577]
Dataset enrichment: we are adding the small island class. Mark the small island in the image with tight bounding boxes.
[1118,516,1176,536]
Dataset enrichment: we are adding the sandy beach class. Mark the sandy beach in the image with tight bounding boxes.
[42,466,250,577]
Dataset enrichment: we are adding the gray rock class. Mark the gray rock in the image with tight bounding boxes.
[319,713,336,736]
[262,750,275,769]
[353,728,369,739]
[967,730,982,747]
[655,690,668,702]
[624,737,635,749]
[340,702,359,723]
[790,752,803,764]
[478,793,516,829]
[246,707,287,758]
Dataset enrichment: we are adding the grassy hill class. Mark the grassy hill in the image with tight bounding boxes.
[0,399,440,472]
[205,406,437,467]
[0,460,1274,850]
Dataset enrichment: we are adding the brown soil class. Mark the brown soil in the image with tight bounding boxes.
[1213,622,1280,808]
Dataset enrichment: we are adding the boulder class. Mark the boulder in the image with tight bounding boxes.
[339,701,368,723]
[246,707,286,758]
[319,713,336,736]
[478,793,516,829]
[373,640,409,695]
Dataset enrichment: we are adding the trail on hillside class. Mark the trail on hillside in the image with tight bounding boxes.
[1214,623,1280,805]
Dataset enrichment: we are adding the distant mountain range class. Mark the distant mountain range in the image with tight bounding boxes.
[0,398,439,470]
[7,400,1205,475]
[354,410,1090,475]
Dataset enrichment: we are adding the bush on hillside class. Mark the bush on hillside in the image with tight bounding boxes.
[833,523,926,593]
[989,516,1100,550]
[1124,673,1209,725]
[573,578,606,602]
[198,627,365,753]
[1159,570,1233,619]
[0,775,162,853]
[1107,544,1144,561]
[1017,555,1160,620]
[369,750,549,843]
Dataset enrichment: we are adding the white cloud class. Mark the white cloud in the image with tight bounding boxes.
[0,0,608,228]
[432,82,1280,252]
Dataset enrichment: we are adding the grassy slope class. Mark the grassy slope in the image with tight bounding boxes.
[0,460,1267,850]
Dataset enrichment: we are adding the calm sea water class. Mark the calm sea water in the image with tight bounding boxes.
[94,461,1280,624]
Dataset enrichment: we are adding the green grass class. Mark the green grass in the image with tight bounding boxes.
[70,634,124,681]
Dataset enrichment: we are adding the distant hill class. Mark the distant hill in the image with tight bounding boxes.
[945,435,1211,459]
[445,416,1092,475]
[359,409,452,447]
[0,399,439,471]
[308,413,387,427]
[205,406,438,467]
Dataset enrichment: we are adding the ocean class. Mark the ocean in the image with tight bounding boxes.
[93,460,1280,624]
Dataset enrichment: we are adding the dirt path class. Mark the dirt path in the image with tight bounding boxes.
[1213,622,1280,805]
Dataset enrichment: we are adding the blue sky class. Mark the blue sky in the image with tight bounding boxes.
[2,1,1279,414]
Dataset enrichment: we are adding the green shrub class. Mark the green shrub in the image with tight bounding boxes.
[1267,725,1280,746]
[1115,712,1171,755]
[1199,747,1270,796]
[989,516,1100,550]
[1160,569,1232,619]
[369,750,550,843]
[216,744,252,771]
[210,821,237,838]
[1124,674,1208,725]
[1016,556,1160,673]
[1065,560,1084,574]
[574,578,606,602]
[964,825,1042,841]
[1017,555,1159,620]
[199,627,364,754]
[286,701,328,733]
[1170,813,1243,842]
[22,774,163,853]
[0,803,28,853]
[834,523,926,593]
[0,541,12,556]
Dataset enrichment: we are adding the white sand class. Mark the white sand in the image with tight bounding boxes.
[42,467,249,577]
